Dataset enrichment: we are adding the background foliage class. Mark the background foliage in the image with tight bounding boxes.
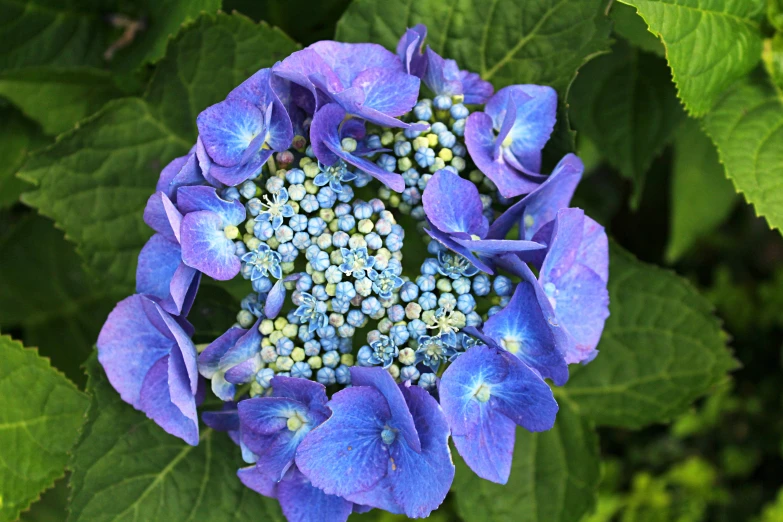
[0,0,781,521]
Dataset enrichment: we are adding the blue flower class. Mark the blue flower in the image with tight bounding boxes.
[295,367,455,518]
[368,334,399,369]
[369,266,404,299]
[241,243,283,280]
[258,187,295,230]
[196,68,293,186]
[237,377,355,522]
[339,247,376,279]
[176,185,246,281]
[414,335,457,372]
[422,169,545,273]
[396,25,493,105]
[274,41,427,131]
[294,292,329,333]
[464,85,557,197]
[436,250,479,279]
[440,340,558,484]
[313,161,358,193]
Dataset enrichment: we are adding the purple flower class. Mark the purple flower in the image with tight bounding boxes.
[155,151,207,202]
[422,169,545,273]
[310,103,405,192]
[396,25,493,104]
[198,320,263,401]
[295,367,454,518]
[439,340,558,484]
[481,278,569,385]
[97,294,200,445]
[177,185,246,280]
[486,153,584,244]
[196,68,293,186]
[274,41,425,130]
[465,85,557,197]
[237,377,355,522]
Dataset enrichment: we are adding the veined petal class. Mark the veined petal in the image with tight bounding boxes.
[197,98,266,167]
[422,169,488,236]
[139,355,199,445]
[177,185,246,226]
[278,467,354,522]
[396,25,427,77]
[180,210,241,280]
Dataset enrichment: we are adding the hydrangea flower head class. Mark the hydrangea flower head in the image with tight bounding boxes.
[97,24,611,522]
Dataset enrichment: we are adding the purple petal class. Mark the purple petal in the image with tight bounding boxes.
[580,216,609,283]
[396,25,428,77]
[296,386,390,497]
[485,85,557,173]
[197,98,266,167]
[422,169,488,236]
[161,153,206,203]
[310,103,345,166]
[540,208,583,281]
[271,376,329,410]
[388,385,454,517]
[310,41,403,86]
[482,281,569,385]
[138,356,199,445]
[180,210,241,280]
[353,68,420,117]
[136,234,200,316]
[491,349,559,431]
[220,319,262,368]
[451,237,545,256]
[198,326,246,378]
[465,112,542,197]
[224,357,261,384]
[459,70,493,104]
[156,154,189,198]
[278,467,354,522]
[423,47,462,98]
[487,153,584,240]
[209,150,272,187]
[228,68,294,152]
[238,465,278,498]
[350,367,421,453]
[202,407,240,433]
[265,279,288,319]
[97,295,177,407]
[176,186,245,226]
[143,191,182,243]
[452,402,517,484]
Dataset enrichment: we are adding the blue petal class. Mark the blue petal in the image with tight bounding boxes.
[387,385,454,517]
[351,367,421,453]
[295,386,390,497]
[451,403,516,484]
[138,355,199,445]
[197,326,246,378]
[180,210,241,280]
[220,319,262,368]
[196,98,266,167]
[177,186,246,226]
[277,467,354,522]
[422,169,488,237]
[487,153,584,241]
[271,375,329,410]
[423,47,462,97]
[482,280,569,385]
[396,25,427,77]
[143,191,182,243]
[238,465,278,498]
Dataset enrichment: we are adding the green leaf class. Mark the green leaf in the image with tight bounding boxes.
[560,243,737,429]
[616,0,764,116]
[0,68,123,136]
[610,2,664,56]
[20,13,299,292]
[0,0,220,71]
[569,41,685,205]
[0,214,121,387]
[451,399,600,522]
[0,107,45,209]
[702,76,783,232]
[762,34,783,96]
[666,119,736,262]
[0,335,89,522]
[335,0,612,93]
[68,356,284,522]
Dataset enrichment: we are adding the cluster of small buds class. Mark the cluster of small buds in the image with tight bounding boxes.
[214,126,520,393]
[372,96,509,225]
